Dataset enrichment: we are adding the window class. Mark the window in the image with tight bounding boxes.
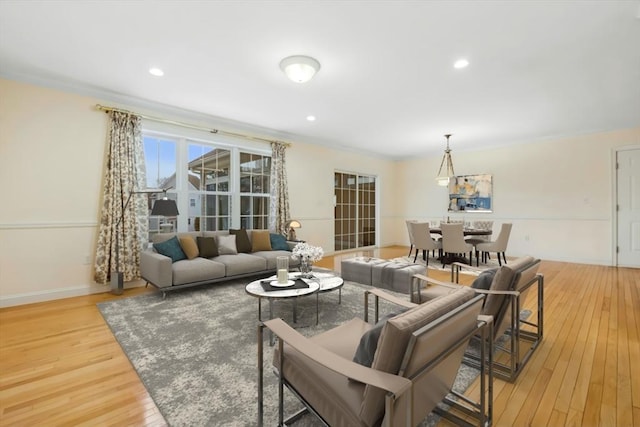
[240,152,271,229]
[142,132,271,236]
[187,143,231,231]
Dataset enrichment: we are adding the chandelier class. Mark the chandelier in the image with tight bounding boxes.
[435,134,455,186]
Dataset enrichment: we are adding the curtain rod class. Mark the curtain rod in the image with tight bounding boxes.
[95,104,291,147]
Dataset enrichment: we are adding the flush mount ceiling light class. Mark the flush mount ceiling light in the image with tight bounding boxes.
[306,115,316,121]
[279,55,321,83]
[454,59,469,69]
[149,67,164,76]
[435,134,456,186]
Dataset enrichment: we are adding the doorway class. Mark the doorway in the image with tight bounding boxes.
[334,172,377,251]
[616,147,640,267]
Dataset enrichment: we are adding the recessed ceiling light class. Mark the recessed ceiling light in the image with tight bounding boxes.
[306,115,316,122]
[149,67,164,76]
[454,59,469,69]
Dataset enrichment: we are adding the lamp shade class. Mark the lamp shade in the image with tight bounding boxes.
[151,199,179,216]
[285,219,301,229]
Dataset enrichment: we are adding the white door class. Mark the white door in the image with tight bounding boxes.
[617,148,640,267]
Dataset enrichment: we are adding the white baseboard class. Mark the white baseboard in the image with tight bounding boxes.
[0,280,146,308]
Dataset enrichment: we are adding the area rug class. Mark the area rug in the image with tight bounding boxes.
[98,278,480,426]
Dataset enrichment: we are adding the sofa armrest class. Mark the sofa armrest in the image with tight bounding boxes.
[140,250,173,288]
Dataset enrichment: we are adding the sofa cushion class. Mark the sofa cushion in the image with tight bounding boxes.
[251,230,272,252]
[270,233,290,251]
[171,258,226,286]
[213,253,267,276]
[216,234,238,255]
[229,228,251,253]
[154,236,187,262]
[179,236,199,260]
[196,236,219,258]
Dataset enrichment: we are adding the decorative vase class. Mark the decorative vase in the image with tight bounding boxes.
[299,257,313,278]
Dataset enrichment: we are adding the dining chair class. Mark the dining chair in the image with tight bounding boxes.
[440,222,474,266]
[405,219,417,258]
[476,223,513,266]
[409,221,442,266]
[465,220,494,261]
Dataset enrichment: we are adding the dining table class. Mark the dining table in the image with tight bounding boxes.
[429,227,492,266]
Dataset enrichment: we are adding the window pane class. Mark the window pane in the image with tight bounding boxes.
[144,136,177,189]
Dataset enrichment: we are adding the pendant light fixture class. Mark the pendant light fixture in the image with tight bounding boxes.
[435,134,455,186]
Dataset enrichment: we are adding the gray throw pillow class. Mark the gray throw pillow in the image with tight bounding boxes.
[471,268,498,290]
[353,310,407,368]
[216,234,238,255]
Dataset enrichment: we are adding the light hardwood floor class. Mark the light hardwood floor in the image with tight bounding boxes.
[1,246,638,426]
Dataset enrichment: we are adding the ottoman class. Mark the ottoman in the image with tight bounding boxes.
[371,261,425,294]
[340,257,388,285]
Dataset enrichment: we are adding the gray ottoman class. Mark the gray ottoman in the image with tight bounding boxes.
[340,257,388,285]
[371,261,425,294]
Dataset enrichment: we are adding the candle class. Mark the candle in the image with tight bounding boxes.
[277,268,288,284]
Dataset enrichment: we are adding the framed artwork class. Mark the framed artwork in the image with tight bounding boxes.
[448,174,493,212]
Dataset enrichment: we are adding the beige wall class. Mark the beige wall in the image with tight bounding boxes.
[1,77,637,307]
[394,128,640,264]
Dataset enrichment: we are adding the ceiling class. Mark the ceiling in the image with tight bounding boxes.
[1,1,639,159]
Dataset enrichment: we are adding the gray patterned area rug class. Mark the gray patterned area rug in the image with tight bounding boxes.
[97,278,480,426]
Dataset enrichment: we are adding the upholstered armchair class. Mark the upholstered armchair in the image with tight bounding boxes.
[258,286,494,426]
[413,255,543,382]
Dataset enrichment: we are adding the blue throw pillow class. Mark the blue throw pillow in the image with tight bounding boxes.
[154,236,187,262]
[270,233,290,251]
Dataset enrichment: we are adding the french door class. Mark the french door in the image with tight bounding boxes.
[334,172,377,251]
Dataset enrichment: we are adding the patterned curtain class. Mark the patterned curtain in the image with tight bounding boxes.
[94,111,148,284]
[269,142,290,234]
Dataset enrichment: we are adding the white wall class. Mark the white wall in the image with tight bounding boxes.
[1,77,637,307]
[393,128,640,264]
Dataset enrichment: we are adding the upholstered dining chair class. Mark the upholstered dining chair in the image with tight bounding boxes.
[405,219,417,258]
[440,222,474,266]
[476,223,513,266]
[409,221,442,266]
[258,286,494,427]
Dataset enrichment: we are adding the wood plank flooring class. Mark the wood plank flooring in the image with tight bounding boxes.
[1,246,638,426]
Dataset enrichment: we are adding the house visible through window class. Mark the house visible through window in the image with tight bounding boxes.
[143,132,271,238]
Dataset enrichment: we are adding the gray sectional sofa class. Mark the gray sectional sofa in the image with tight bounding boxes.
[140,229,300,294]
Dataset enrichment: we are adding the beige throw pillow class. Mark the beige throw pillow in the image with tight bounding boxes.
[179,236,199,260]
[251,230,272,252]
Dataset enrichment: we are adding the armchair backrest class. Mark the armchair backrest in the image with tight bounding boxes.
[360,286,478,426]
[484,256,540,336]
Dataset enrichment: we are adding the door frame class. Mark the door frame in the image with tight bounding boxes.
[612,144,640,267]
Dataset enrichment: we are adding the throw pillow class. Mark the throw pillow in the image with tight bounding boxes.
[153,236,187,263]
[270,233,290,251]
[179,236,199,260]
[353,310,407,368]
[251,230,272,252]
[197,236,219,258]
[229,229,251,253]
[216,234,238,255]
[471,267,498,290]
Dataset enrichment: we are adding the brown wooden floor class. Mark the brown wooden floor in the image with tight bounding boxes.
[1,246,638,426]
